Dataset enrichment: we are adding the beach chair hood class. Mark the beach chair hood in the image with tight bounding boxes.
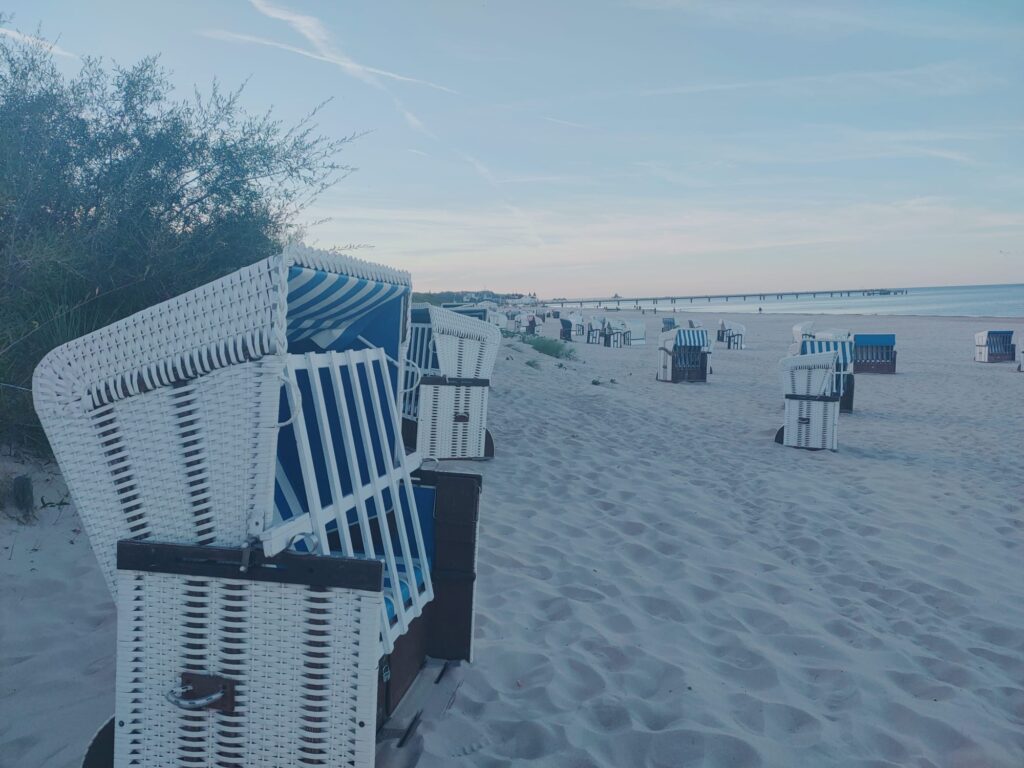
[33,244,413,597]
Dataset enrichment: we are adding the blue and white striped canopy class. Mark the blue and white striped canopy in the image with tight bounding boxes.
[286,265,409,353]
[676,329,709,348]
[801,339,853,369]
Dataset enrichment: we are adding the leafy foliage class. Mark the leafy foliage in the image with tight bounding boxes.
[0,24,354,450]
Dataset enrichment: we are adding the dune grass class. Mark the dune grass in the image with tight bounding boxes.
[522,335,577,360]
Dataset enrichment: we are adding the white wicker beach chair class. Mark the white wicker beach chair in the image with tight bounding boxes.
[792,321,815,343]
[974,330,1016,363]
[777,351,840,451]
[625,319,646,346]
[604,318,629,347]
[853,334,897,373]
[34,246,436,646]
[403,305,500,460]
[657,328,711,383]
[799,338,855,413]
[35,245,486,767]
[726,322,746,349]
[568,311,586,337]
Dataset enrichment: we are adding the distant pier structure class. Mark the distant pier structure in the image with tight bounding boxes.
[547,287,908,309]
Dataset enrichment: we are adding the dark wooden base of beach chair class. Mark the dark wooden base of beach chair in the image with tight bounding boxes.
[378,470,481,726]
[82,719,114,768]
[854,355,897,374]
[726,333,743,350]
[840,374,854,414]
[587,329,601,344]
[559,328,572,341]
[980,350,1015,363]
[664,351,708,382]
[716,329,728,342]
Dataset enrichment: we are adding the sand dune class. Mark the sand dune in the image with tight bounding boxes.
[1,311,1022,767]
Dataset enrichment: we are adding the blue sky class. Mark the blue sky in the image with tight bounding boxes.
[4,0,1023,297]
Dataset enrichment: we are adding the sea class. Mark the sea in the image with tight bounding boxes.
[586,283,1024,318]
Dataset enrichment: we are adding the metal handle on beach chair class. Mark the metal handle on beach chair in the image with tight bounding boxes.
[277,370,302,428]
[357,334,423,393]
[166,685,225,710]
[166,673,236,713]
[401,359,423,393]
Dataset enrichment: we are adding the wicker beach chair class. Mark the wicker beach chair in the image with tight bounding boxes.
[586,316,605,344]
[657,328,711,383]
[792,321,815,343]
[726,322,746,350]
[974,330,1016,363]
[443,303,490,323]
[568,311,586,337]
[853,333,897,373]
[800,338,854,413]
[775,350,840,451]
[662,317,678,332]
[604,318,629,347]
[403,305,500,460]
[559,318,573,341]
[625,319,646,346]
[34,245,484,766]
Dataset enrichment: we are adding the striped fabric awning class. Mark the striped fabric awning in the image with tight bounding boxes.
[676,328,710,349]
[801,339,853,369]
[286,265,409,351]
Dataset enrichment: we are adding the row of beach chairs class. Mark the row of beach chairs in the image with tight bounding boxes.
[34,246,501,768]
[777,324,1021,452]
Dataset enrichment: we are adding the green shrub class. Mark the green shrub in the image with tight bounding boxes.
[0,23,352,451]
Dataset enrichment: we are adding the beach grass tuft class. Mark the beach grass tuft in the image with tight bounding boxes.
[523,336,576,360]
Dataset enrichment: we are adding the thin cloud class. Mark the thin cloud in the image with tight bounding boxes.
[200,28,437,137]
[494,174,595,185]
[542,116,593,130]
[629,0,1024,41]
[243,0,457,94]
[639,61,997,99]
[0,27,77,59]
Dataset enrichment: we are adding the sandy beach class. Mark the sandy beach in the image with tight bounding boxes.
[2,311,1022,768]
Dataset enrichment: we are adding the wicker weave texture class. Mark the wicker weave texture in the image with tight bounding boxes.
[417,384,490,459]
[403,307,499,458]
[40,358,284,597]
[780,352,839,451]
[33,245,411,599]
[783,399,839,451]
[115,569,380,768]
[428,307,500,380]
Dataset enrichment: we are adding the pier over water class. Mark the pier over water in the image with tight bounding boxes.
[547,287,908,309]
